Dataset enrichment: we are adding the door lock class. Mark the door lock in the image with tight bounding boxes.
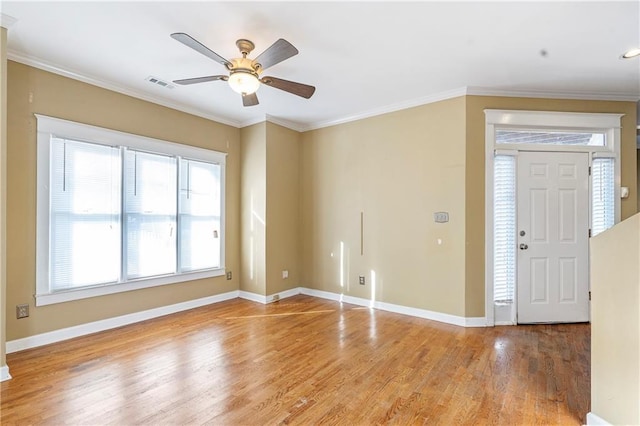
[519,243,528,250]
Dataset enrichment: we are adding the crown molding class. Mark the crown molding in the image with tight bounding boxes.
[304,87,469,132]
[264,114,308,132]
[1,13,17,29]
[7,50,243,129]
[466,86,640,102]
[303,86,639,132]
[237,114,308,133]
[7,49,638,134]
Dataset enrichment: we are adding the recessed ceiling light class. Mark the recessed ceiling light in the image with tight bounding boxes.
[621,48,640,59]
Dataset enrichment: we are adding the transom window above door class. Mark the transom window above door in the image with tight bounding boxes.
[496,129,605,146]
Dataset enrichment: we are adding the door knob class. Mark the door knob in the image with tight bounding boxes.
[519,243,528,250]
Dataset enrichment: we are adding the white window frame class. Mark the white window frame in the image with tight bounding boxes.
[484,110,623,326]
[36,114,227,306]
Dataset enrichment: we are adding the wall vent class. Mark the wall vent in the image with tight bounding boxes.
[145,76,175,89]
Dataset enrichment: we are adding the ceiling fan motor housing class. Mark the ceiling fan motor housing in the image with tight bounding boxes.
[229,57,261,76]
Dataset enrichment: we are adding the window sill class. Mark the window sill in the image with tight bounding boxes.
[35,268,226,306]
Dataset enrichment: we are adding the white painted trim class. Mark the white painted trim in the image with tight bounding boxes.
[273,287,304,302]
[485,119,497,326]
[239,287,303,304]
[0,365,11,381]
[7,51,242,129]
[304,87,468,131]
[238,290,268,304]
[5,287,491,354]
[1,13,17,29]
[264,115,307,133]
[6,291,239,353]
[586,412,612,425]
[468,86,639,102]
[300,288,486,327]
[484,109,624,130]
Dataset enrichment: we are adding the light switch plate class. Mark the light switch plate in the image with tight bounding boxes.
[434,212,449,223]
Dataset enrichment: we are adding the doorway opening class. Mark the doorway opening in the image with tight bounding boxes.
[484,110,623,325]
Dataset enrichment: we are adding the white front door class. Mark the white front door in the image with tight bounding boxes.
[517,151,590,323]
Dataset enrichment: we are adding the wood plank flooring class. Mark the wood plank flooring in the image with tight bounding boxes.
[1,295,590,425]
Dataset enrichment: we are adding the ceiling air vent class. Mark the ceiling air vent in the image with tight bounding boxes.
[145,76,174,89]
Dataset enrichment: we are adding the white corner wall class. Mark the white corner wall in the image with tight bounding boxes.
[589,213,640,425]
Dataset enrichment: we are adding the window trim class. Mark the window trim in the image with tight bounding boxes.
[35,114,227,306]
[484,109,623,326]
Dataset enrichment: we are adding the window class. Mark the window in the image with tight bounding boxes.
[591,157,615,237]
[493,155,516,304]
[36,115,226,306]
[496,129,605,146]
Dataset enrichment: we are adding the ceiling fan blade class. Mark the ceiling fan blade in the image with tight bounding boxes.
[242,92,259,107]
[253,39,298,71]
[261,76,316,99]
[171,33,231,67]
[173,75,227,85]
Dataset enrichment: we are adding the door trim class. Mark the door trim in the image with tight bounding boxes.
[484,110,622,326]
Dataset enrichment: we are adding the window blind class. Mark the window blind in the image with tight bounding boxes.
[179,159,221,272]
[591,158,615,237]
[124,149,178,279]
[50,138,122,290]
[493,155,516,303]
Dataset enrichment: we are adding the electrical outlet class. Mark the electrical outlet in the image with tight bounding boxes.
[16,304,29,319]
[282,270,289,279]
[359,276,365,285]
[226,271,232,280]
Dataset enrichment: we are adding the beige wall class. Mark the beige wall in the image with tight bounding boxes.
[1,27,7,370]
[5,60,638,343]
[465,96,638,317]
[240,123,267,295]
[300,97,468,316]
[590,213,640,424]
[300,95,637,319]
[6,61,241,340]
[265,122,300,295]
[637,148,640,212]
[240,122,301,297]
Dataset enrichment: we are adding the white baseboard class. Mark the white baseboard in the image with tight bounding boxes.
[6,290,240,354]
[300,288,486,327]
[586,412,612,425]
[238,290,268,304]
[6,287,486,354]
[239,287,303,304]
[0,365,11,381]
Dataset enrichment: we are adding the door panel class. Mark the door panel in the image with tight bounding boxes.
[517,151,589,323]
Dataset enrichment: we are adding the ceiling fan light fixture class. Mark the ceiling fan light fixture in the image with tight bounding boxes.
[621,48,640,59]
[228,71,260,95]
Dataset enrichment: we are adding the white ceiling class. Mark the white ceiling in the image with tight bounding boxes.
[2,1,639,131]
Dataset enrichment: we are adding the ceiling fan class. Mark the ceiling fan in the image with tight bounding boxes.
[170,33,316,107]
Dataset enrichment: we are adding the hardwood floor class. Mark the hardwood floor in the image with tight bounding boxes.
[1,295,590,425]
